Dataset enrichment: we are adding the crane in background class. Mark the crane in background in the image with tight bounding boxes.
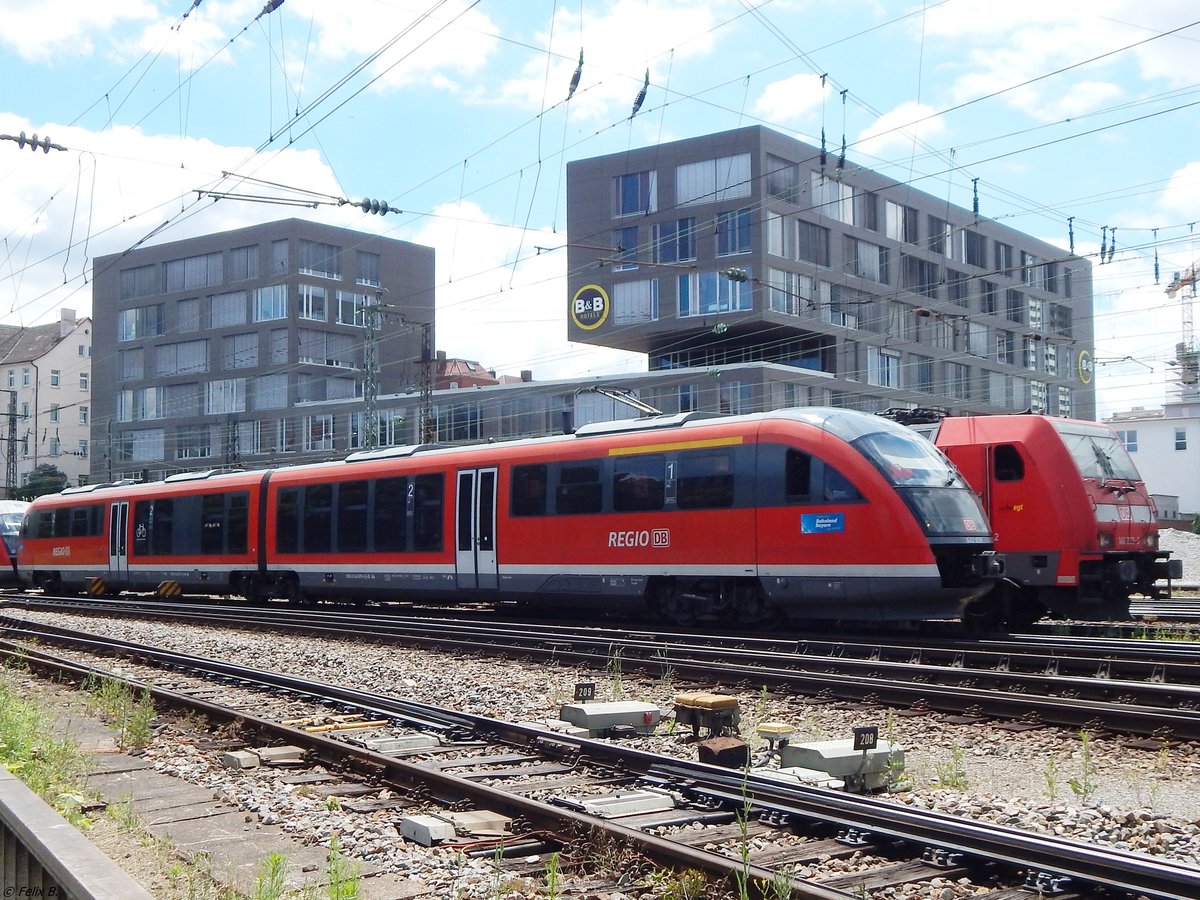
[1166,262,1199,388]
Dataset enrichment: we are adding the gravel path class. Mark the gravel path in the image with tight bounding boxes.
[6,607,1200,897]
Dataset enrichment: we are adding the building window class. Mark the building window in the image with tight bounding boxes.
[208,291,247,329]
[120,349,144,381]
[995,241,1015,277]
[679,384,698,412]
[766,154,799,202]
[947,362,970,400]
[676,154,750,206]
[5,371,11,388]
[885,202,918,243]
[303,414,335,452]
[155,340,209,376]
[614,225,639,270]
[901,255,939,299]
[980,280,998,315]
[298,284,327,321]
[1116,430,1138,452]
[1005,289,1025,324]
[78,344,87,356]
[177,297,200,333]
[928,216,952,256]
[1175,428,1187,451]
[118,304,165,341]
[1030,380,1048,413]
[79,372,89,391]
[677,270,752,317]
[228,244,259,282]
[253,373,288,410]
[337,290,371,326]
[206,379,247,415]
[652,218,696,264]
[298,330,356,369]
[222,332,259,370]
[76,405,89,425]
[78,439,89,459]
[254,284,288,321]
[119,264,157,300]
[811,173,852,223]
[795,220,830,266]
[614,170,657,216]
[719,381,752,414]
[50,369,60,387]
[49,404,60,423]
[164,252,223,292]
[49,437,60,456]
[613,279,658,325]
[716,208,752,256]
[912,355,934,393]
[867,347,901,388]
[298,240,341,279]
[843,237,888,283]
[175,425,213,459]
[1058,385,1071,418]
[962,229,987,268]
[356,251,381,287]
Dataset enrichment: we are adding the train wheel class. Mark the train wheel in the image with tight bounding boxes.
[962,588,1006,633]
[281,574,304,605]
[652,580,695,626]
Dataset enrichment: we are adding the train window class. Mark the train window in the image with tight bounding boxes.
[556,463,602,515]
[337,481,369,553]
[785,450,813,501]
[277,488,300,553]
[373,477,407,552]
[677,453,734,509]
[201,494,226,555]
[822,465,863,502]
[133,502,151,555]
[228,493,248,554]
[304,484,334,553]
[511,465,547,517]
[412,474,444,552]
[53,508,71,538]
[993,444,1024,482]
[614,455,666,512]
[152,499,174,555]
[69,506,91,537]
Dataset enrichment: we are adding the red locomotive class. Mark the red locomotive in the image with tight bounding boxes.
[17,407,1002,625]
[909,413,1182,628]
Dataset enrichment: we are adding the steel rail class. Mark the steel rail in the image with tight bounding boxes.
[3,621,1198,899]
[6,600,1200,740]
[0,634,849,899]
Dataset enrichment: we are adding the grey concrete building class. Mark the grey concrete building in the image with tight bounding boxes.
[90,219,434,481]
[565,125,1095,420]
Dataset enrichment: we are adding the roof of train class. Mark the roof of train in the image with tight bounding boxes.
[30,406,926,503]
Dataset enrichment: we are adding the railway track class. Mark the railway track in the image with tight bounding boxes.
[2,616,1198,899]
[7,595,1200,741]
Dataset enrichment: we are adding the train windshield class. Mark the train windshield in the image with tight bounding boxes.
[850,424,988,539]
[852,430,965,489]
[1052,423,1140,482]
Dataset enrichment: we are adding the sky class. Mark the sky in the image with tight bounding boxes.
[1,0,1199,419]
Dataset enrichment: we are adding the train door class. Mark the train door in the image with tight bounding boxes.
[455,468,498,590]
[108,500,129,583]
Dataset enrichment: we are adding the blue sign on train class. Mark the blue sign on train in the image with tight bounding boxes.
[801,513,845,534]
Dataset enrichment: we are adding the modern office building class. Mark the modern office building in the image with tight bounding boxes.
[0,308,92,494]
[90,219,434,481]
[565,125,1095,419]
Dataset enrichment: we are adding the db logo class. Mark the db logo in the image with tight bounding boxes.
[962,518,978,532]
[652,529,670,547]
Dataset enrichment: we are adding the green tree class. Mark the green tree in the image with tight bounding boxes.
[18,464,69,500]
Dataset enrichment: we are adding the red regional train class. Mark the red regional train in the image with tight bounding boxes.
[907,412,1183,628]
[17,408,1003,626]
[0,500,29,587]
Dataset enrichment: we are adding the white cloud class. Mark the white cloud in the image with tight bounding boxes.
[0,0,159,63]
[497,0,722,123]
[753,73,827,125]
[855,101,945,158]
[409,200,643,380]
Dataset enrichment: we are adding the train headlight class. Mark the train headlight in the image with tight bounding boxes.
[1097,530,1114,548]
[1145,533,1159,549]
